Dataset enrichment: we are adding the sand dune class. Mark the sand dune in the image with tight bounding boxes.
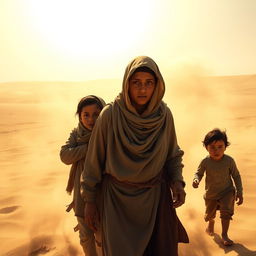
[0,75,255,255]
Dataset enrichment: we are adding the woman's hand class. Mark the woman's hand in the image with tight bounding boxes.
[84,202,99,232]
[171,181,186,208]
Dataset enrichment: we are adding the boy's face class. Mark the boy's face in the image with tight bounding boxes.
[206,140,226,161]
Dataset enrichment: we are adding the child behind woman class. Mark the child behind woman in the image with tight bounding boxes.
[60,95,106,256]
[192,128,243,246]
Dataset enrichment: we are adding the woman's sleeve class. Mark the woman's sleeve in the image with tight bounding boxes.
[80,107,109,202]
[59,129,88,165]
[164,109,185,185]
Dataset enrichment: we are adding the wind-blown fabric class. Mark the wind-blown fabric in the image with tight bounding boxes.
[81,56,188,256]
[60,95,106,216]
[64,122,91,195]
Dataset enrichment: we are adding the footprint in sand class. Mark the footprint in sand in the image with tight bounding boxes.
[0,205,20,214]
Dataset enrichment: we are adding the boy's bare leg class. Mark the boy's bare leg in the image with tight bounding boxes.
[206,219,215,236]
[221,219,233,246]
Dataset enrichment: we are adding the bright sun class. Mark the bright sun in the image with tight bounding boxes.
[25,0,154,59]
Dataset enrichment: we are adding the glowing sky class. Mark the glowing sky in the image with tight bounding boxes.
[0,0,255,82]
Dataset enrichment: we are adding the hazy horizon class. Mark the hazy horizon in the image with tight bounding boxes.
[1,73,256,85]
[1,0,256,83]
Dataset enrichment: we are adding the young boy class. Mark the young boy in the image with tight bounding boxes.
[192,128,243,246]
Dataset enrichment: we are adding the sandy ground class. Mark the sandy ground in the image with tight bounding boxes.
[0,74,255,256]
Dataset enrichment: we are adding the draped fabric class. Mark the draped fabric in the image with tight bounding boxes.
[81,56,188,256]
[65,122,91,194]
[148,177,189,256]
[121,56,165,116]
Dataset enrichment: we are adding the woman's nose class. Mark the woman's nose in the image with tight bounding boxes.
[138,84,147,91]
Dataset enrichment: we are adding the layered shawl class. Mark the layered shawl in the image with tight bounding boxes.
[106,56,182,183]
[82,56,184,198]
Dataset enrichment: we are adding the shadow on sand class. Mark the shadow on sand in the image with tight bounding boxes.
[213,233,256,256]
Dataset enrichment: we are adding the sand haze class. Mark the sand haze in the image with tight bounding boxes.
[0,74,255,255]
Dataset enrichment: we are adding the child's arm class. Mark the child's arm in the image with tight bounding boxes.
[230,158,243,205]
[192,159,206,188]
[192,179,200,188]
[60,129,88,165]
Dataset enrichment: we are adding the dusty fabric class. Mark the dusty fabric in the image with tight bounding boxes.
[100,174,161,256]
[194,154,243,199]
[81,56,187,256]
[60,122,90,216]
[204,190,235,221]
[77,216,98,256]
[65,122,91,194]
[141,176,189,256]
[148,177,189,256]
[60,96,106,216]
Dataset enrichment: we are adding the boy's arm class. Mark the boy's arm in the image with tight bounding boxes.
[60,129,88,165]
[230,158,243,197]
[192,160,206,187]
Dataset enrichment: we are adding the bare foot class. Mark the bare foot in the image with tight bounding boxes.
[222,235,234,246]
[206,219,214,236]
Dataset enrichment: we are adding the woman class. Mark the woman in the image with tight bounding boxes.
[81,56,189,256]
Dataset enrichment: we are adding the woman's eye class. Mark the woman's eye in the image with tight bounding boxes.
[131,80,140,87]
[146,81,153,87]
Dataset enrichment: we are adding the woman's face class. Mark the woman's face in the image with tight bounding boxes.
[80,104,101,130]
[128,71,156,113]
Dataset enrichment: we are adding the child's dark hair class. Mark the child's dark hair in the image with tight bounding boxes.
[76,95,104,117]
[203,128,230,147]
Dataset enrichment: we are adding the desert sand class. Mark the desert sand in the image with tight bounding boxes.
[0,74,255,256]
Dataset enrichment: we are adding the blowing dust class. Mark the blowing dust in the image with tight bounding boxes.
[0,71,255,255]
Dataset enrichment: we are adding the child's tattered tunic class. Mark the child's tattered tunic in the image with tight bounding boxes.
[81,56,188,256]
[60,124,90,217]
[194,154,243,200]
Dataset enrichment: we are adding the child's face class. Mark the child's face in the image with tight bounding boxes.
[128,71,156,109]
[80,104,101,131]
[206,140,226,161]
